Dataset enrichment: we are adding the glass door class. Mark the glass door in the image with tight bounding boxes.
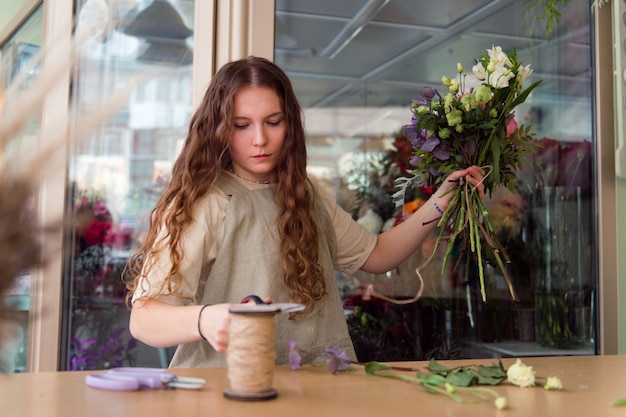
[0,4,44,372]
[59,0,195,370]
[275,0,597,360]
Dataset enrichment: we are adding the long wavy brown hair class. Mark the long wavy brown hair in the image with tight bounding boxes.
[125,56,326,315]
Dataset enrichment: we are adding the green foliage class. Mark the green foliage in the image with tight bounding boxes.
[364,359,507,406]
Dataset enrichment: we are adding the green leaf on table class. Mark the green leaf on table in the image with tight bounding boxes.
[613,398,626,407]
[417,372,447,386]
[445,369,476,387]
[364,362,392,374]
[474,362,507,384]
[427,359,452,373]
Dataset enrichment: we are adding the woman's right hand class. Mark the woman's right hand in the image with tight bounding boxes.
[198,303,233,352]
[198,297,270,352]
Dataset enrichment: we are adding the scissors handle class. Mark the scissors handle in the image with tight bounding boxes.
[85,374,140,391]
[109,367,174,389]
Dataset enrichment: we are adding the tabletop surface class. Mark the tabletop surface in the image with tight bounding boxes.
[2,354,625,416]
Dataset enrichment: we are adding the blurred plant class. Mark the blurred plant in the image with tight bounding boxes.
[69,189,136,370]
[69,326,137,370]
[521,137,592,195]
[72,189,117,296]
[343,133,435,234]
[343,294,419,362]
[533,0,609,40]
[341,148,395,228]
[486,190,535,304]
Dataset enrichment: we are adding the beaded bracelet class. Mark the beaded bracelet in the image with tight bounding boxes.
[197,304,210,341]
[433,201,445,215]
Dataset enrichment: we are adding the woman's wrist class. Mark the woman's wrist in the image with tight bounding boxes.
[430,193,448,214]
[197,304,210,341]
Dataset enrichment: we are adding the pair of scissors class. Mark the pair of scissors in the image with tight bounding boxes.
[235,295,305,314]
[85,367,205,391]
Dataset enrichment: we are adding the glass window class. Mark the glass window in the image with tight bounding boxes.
[0,4,43,373]
[275,0,596,360]
[60,0,195,370]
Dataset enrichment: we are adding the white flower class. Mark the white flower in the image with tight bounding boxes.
[544,376,562,390]
[357,208,383,234]
[464,73,483,92]
[517,64,533,87]
[506,359,536,387]
[487,45,513,68]
[472,62,487,81]
[489,66,515,89]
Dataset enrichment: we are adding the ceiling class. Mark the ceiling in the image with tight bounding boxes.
[274,0,593,138]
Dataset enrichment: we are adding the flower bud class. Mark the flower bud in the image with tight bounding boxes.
[449,79,460,94]
[544,376,562,390]
[495,397,508,410]
[438,128,451,139]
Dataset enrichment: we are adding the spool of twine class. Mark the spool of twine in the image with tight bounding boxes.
[224,311,277,400]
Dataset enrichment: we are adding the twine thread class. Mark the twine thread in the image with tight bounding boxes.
[226,313,276,394]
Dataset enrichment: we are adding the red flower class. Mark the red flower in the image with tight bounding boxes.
[81,221,113,246]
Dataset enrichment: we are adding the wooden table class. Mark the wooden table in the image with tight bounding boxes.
[2,355,626,416]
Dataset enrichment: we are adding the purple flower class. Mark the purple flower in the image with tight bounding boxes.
[410,154,423,166]
[421,86,437,100]
[324,345,351,374]
[288,339,302,370]
[412,86,440,106]
[420,136,440,153]
[402,124,451,161]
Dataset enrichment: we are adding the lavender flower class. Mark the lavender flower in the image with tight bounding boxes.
[288,338,302,370]
[324,345,351,374]
[289,339,352,373]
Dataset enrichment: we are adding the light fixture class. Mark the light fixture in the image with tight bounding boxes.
[320,0,390,60]
[120,0,193,65]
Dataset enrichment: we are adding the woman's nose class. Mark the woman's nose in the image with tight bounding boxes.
[252,126,268,146]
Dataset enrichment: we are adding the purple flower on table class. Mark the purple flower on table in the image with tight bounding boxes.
[324,345,351,374]
[288,338,302,370]
[288,339,352,374]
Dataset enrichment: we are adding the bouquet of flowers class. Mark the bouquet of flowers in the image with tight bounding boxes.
[398,46,542,302]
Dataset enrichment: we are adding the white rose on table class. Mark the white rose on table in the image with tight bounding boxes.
[506,359,536,388]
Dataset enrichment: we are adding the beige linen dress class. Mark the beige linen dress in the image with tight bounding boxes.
[134,171,377,367]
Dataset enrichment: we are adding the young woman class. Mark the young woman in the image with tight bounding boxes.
[125,56,484,368]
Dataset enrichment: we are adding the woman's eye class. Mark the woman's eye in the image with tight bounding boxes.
[234,124,248,130]
[267,119,283,127]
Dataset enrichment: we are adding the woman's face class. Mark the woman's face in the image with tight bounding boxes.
[229,86,286,183]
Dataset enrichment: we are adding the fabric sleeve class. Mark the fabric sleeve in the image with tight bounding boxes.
[132,189,228,305]
[316,184,377,274]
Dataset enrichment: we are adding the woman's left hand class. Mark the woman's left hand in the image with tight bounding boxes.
[433,165,486,208]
